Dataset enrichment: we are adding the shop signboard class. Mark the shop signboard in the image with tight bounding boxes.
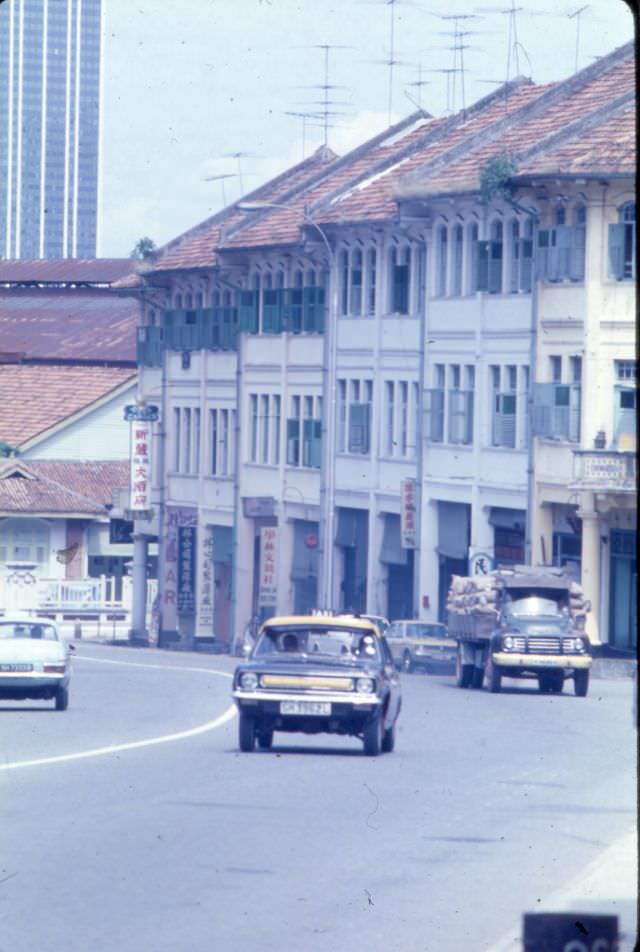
[400,478,417,548]
[258,526,278,606]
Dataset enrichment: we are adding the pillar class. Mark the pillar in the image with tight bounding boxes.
[578,503,601,645]
[129,533,149,644]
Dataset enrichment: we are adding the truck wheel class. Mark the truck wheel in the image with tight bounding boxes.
[363,713,383,756]
[238,712,256,752]
[486,657,502,693]
[402,651,414,673]
[574,670,589,697]
[455,650,473,688]
[381,723,395,753]
[257,729,273,750]
[471,667,484,689]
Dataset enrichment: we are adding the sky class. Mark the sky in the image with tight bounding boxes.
[99,0,635,257]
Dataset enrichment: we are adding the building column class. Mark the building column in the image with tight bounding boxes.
[578,504,601,646]
[129,533,148,643]
[418,498,439,621]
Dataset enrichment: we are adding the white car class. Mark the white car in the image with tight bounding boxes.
[0,616,73,711]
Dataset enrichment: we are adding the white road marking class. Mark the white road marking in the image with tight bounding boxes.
[1,654,237,772]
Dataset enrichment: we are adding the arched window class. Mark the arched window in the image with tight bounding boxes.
[436,225,448,297]
[609,202,636,280]
[390,245,410,314]
[174,292,183,308]
[350,249,363,315]
[366,247,377,315]
[339,249,349,315]
[452,224,463,296]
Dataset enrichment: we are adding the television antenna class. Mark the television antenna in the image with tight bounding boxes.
[221,151,261,195]
[363,0,417,126]
[426,12,482,116]
[404,63,431,110]
[284,110,326,159]
[567,5,589,73]
[296,44,351,148]
[203,173,236,207]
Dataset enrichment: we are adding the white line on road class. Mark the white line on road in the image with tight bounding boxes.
[1,655,237,772]
[74,654,234,678]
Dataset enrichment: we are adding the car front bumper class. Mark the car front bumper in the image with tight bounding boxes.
[492,652,592,671]
[233,690,383,735]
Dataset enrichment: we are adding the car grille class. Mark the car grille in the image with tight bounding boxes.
[260,675,353,691]
[527,637,561,654]
[508,637,527,652]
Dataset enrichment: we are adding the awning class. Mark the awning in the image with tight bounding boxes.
[489,507,526,530]
[438,501,470,559]
[335,508,367,547]
[291,520,319,580]
[380,513,407,565]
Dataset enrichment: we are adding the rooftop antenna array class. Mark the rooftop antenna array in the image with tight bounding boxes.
[203,173,236,208]
[567,5,589,74]
[364,0,414,126]
[295,44,351,149]
[404,63,431,110]
[284,110,327,160]
[424,11,483,117]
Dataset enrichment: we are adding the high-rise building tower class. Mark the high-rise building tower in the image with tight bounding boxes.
[0,0,102,259]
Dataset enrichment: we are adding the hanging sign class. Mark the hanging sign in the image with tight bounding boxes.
[258,526,278,606]
[400,478,417,548]
[125,404,158,514]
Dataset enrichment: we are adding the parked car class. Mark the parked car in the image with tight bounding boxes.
[386,620,456,673]
[232,613,401,756]
[0,615,73,710]
[360,614,390,636]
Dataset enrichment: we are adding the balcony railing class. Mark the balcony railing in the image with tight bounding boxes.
[571,450,637,491]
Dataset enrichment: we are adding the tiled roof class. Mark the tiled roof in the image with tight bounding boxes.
[0,259,136,285]
[0,289,138,362]
[149,146,339,272]
[395,43,635,198]
[0,365,137,447]
[0,460,129,515]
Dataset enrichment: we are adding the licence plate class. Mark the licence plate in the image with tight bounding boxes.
[0,664,33,672]
[280,700,331,716]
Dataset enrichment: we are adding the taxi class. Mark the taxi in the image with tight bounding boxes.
[386,619,456,673]
[232,613,401,756]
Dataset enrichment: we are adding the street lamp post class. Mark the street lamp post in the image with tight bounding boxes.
[237,201,338,608]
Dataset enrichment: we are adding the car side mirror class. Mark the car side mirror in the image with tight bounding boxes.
[68,643,76,652]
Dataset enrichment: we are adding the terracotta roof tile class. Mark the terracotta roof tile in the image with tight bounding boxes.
[0,365,137,447]
[0,460,129,515]
[0,259,136,285]
[0,290,138,362]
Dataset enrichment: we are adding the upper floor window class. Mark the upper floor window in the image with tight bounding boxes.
[508,218,534,293]
[436,225,448,297]
[340,247,369,317]
[608,202,636,281]
[390,246,410,314]
[474,221,503,293]
[287,394,321,468]
[337,378,373,454]
[452,225,463,296]
[366,248,377,316]
[537,206,586,283]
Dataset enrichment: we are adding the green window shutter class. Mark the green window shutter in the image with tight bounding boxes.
[286,418,300,465]
[425,388,444,441]
[475,240,489,291]
[569,385,581,442]
[239,290,258,333]
[303,286,325,332]
[392,265,409,313]
[608,223,625,279]
[302,418,322,468]
[283,288,303,333]
[536,229,550,280]
[488,240,503,293]
[532,383,554,436]
[348,403,370,454]
[262,289,283,333]
[220,307,237,349]
[569,226,586,281]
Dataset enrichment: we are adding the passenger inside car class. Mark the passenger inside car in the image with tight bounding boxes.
[282,633,300,652]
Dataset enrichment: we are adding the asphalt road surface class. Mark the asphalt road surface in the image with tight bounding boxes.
[0,644,636,952]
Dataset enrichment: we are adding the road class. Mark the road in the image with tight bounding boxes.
[0,644,636,952]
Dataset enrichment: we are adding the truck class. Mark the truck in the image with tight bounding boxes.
[447,566,592,697]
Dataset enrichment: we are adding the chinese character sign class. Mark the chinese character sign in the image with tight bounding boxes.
[177,526,197,615]
[197,526,214,634]
[258,526,278,607]
[401,478,417,548]
[161,506,197,632]
[129,419,151,511]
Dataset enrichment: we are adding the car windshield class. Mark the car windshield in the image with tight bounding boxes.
[405,623,448,639]
[506,596,564,618]
[254,625,381,663]
[0,621,59,641]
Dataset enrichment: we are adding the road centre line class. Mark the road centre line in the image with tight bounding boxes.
[1,655,237,772]
[74,654,234,678]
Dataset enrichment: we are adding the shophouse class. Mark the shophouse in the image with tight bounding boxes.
[130,41,635,654]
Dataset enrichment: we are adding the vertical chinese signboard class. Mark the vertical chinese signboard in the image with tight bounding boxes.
[161,506,197,634]
[124,403,159,513]
[197,526,214,635]
[401,478,417,548]
[258,526,278,607]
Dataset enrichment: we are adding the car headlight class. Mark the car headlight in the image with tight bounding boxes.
[239,671,259,690]
[567,637,586,653]
[355,677,375,694]
[503,635,514,650]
